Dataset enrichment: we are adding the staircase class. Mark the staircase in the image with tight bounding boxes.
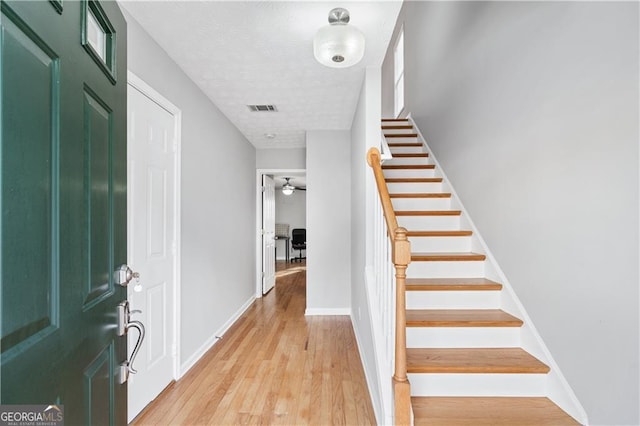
[378,118,581,425]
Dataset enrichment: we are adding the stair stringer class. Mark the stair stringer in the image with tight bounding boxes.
[406,114,588,425]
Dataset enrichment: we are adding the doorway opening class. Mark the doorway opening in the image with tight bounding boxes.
[255,169,306,298]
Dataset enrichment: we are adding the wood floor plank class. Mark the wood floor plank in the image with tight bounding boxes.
[407,348,550,374]
[390,193,451,198]
[388,142,422,147]
[412,397,580,425]
[406,277,503,291]
[411,252,486,261]
[386,133,419,138]
[382,124,413,129]
[396,210,462,216]
[406,309,523,327]
[382,164,435,169]
[131,262,375,425]
[407,230,472,237]
[386,177,443,183]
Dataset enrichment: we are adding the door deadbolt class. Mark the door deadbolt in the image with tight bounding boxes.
[114,264,139,287]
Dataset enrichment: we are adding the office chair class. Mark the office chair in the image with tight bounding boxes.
[291,228,306,263]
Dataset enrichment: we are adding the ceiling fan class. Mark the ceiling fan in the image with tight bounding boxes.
[282,177,306,195]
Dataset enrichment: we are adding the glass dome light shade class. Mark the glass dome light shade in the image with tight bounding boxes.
[282,185,294,195]
[313,23,365,68]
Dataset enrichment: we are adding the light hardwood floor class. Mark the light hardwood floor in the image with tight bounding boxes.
[131,261,376,425]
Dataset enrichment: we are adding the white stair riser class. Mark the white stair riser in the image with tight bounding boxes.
[397,215,460,230]
[406,291,500,309]
[383,128,414,135]
[409,373,547,397]
[387,182,443,193]
[406,327,521,348]
[392,198,452,211]
[383,169,437,179]
[389,146,425,154]
[385,157,430,166]
[407,260,485,278]
[409,236,471,252]
[385,136,419,143]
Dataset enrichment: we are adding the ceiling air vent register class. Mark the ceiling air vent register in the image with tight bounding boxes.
[247,105,277,112]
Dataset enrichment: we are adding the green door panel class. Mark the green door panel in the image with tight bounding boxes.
[82,86,115,310]
[1,0,127,424]
[1,2,60,356]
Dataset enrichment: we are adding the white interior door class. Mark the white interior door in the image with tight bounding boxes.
[262,175,276,294]
[127,82,177,421]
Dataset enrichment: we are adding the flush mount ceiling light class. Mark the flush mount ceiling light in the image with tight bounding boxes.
[282,177,295,195]
[313,8,365,68]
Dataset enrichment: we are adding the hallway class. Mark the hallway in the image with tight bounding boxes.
[132,262,376,425]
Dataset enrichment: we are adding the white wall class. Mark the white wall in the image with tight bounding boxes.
[256,148,306,170]
[306,131,351,314]
[350,68,387,423]
[382,2,639,424]
[124,11,257,371]
[275,189,306,260]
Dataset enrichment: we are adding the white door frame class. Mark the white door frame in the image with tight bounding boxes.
[255,168,305,298]
[127,71,183,380]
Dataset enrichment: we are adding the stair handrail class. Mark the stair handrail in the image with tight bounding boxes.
[380,130,393,162]
[367,147,412,425]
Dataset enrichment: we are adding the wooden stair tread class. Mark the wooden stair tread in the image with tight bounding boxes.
[406,309,523,327]
[386,177,443,183]
[412,252,486,261]
[388,142,422,147]
[382,164,435,170]
[382,124,413,130]
[396,210,461,216]
[391,153,428,157]
[390,193,451,198]
[406,278,502,291]
[411,397,580,425]
[382,118,409,122]
[406,348,550,374]
[385,133,418,138]
[407,230,472,237]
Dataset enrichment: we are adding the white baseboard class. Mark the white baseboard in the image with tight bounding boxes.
[304,308,351,316]
[179,295,255,377]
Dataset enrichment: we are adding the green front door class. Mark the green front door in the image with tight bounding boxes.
[1,0,127,424]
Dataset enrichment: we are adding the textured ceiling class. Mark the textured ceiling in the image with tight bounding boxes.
[119,1,402,149]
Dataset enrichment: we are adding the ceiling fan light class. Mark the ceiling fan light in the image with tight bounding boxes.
[282,185,294,196]
[313,9,365,68]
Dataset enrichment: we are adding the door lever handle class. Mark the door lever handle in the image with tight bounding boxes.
[116,300,146,382]
[125,319,145,374]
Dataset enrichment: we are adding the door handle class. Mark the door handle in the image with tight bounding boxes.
[126,319,145,374]
[116,301,146,383]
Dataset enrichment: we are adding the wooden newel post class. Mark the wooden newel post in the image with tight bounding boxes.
[393,227,412,425]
